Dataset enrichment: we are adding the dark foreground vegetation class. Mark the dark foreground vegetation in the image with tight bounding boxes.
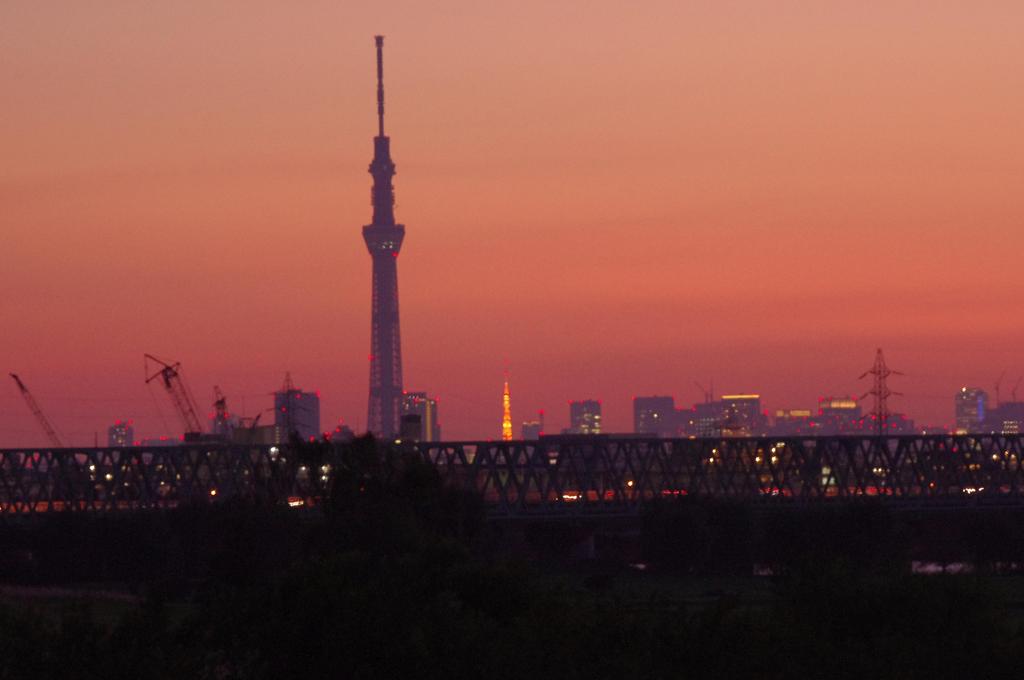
[2,436,1024,678]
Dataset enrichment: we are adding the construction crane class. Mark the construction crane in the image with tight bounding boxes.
[211,386,234,439]
[9,373,64,448]
[694,380,714,404]
[995,371,1007,408]
[144,354,204,437]
[232,408,271,445]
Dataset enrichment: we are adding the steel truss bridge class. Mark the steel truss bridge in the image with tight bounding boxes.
[1,435,1024,520]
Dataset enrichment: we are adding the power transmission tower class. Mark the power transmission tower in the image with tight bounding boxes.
[859,348,903,435]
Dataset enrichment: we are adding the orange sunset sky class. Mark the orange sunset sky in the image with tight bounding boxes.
[3,1,1024,444]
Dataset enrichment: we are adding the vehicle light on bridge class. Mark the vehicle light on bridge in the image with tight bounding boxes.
[287,497,305,508]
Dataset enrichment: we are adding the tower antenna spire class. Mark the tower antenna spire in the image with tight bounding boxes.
[375,35,385,137]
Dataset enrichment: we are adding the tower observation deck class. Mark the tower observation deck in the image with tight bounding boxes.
[363,35,405,437]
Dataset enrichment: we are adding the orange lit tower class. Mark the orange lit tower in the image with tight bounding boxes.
[363,36,405,437]
[501,375,513,441]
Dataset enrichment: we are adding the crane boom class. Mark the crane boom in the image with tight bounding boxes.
[995,370,1007,408]
[9,373,64,448]
[693,381,714,404]
[144,354,204,436]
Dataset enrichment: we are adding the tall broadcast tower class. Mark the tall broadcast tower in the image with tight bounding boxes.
[363,36,405,437]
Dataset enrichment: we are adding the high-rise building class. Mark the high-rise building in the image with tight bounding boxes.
[720,394,766,436]
[687,401,724,438]
[633,396,676,436]
[401,391,440,441]
[521,410,545,440]
[521,421,542,440]
[399,414,422,441]
[954,387,988,434]
[984,401,1024,434]
[676,395,768,438]
[274,373,321,443]
[107,420,134,447]
[363,36,405,438]
[771,409,814,435]
[568,400,602,435]
[815,396,862,434]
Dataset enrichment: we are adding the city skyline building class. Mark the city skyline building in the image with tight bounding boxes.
[274,373,321,443]
[568,399,602,435]
[521,422,541,440]
[955,387,988,434]
[521,410,544,440]
[107,420,134,447]
[633,396,676,436]
[363,35,405,438]
[402,391,440,442]
[399,413,422,441]
[985,400,1024,434]
[771,408,814,435]
[816,396,863,435]
[720,394,767,437]
[686,400,724,438]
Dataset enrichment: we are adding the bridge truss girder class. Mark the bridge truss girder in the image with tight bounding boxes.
[0,436,1023,520]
